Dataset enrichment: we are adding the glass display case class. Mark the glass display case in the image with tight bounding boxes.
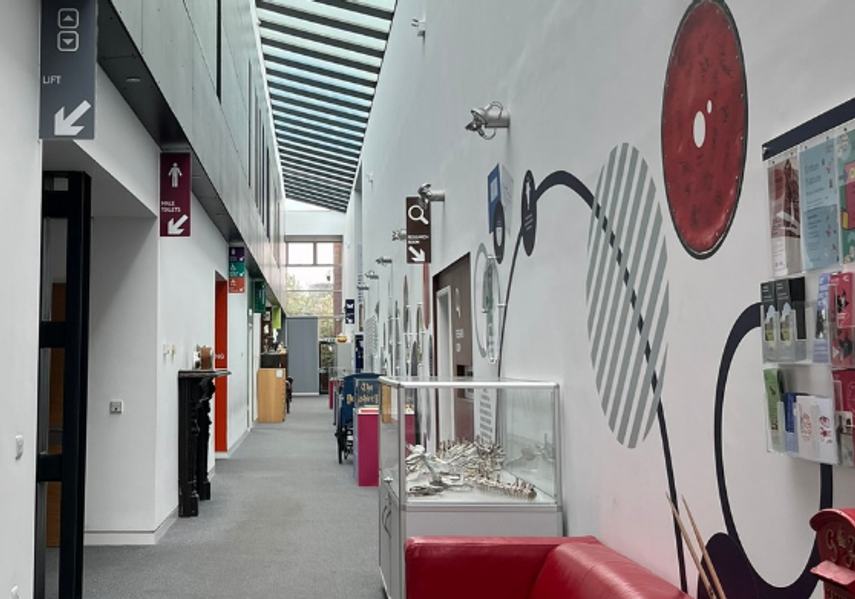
[377,376,562,599]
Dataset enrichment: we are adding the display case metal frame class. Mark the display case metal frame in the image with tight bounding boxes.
[377,376,563,599]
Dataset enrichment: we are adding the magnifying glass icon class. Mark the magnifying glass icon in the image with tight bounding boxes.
[408,204,429,225]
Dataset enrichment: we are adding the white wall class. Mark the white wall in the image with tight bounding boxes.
[357,1,855,596]
[156,194,230,525]
[343,192,359,339]
[76,67,159,217]
[87,218,159,533]
[0,2,41,596]
[285,202,346,237]
[228,289,250,447]
[112,0,288,300]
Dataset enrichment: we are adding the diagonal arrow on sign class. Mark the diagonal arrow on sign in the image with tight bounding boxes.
[408,246,426,262]
[54,100,91,136]
[167,215,189,235]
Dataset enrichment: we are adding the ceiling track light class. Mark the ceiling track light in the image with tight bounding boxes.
[465,101,510,140]
[391,228,407,241]
[417,182,445,206]
[411,17,426,37]
[376,256,393,265]
[364,270,380,280]
[357,283,370,291]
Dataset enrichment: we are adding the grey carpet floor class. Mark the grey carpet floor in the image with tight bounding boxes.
[47,395,385,599]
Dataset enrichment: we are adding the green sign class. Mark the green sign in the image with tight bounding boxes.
[229,261,245,278]
[253,280,266,313]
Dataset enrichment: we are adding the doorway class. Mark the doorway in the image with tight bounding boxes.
[286,316,320,395]
[436,287,454,441]
[433,254,474,441]
[319,340,334,392]
[35,172,92,599]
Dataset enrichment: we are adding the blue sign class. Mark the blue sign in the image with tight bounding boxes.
[488,165,501,233]
[355,333,364,371]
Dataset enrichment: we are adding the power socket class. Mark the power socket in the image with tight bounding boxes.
[109,400,123,414]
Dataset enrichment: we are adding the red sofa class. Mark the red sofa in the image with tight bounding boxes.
[405,536,690,599]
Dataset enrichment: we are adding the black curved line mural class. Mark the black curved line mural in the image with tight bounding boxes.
[495,166,687,592]
[711,302,829,599]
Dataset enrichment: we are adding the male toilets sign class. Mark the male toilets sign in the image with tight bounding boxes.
[39,0,96,139]
[160,153,191,237]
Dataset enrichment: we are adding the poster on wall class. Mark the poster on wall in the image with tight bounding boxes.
[768,155,803,276]
[487,164,514,264]
[837,130,855,262]
[799,139,840,270]
[228,247,245,293]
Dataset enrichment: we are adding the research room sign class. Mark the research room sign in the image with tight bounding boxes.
[406,196,431,264]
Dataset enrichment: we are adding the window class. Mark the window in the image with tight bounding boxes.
[316,242,334,265]
[285,239,343,338]
[287,242,314,265]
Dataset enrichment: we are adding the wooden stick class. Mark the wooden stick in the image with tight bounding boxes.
[666,494,716,599]
[682,496,727,599]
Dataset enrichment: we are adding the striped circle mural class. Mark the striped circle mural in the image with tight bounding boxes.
[586,144,670,448]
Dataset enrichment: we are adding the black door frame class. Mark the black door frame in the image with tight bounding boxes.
[35,172,92,599]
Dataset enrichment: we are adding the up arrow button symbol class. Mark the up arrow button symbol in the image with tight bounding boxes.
[57,8,79,28]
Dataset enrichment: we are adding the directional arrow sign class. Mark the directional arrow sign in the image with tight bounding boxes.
[40,0,96,139]
[54,100,92,136]
[167,215,189,236]
[406,196,431,264]
[160,153,192,237]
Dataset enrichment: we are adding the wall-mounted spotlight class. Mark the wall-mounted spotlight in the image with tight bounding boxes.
[364,270,380,280]
[417,183,445,205]
[464,101,510,140]
[391,228,407,241]
[376,256,393,265]
[411,17,426,37]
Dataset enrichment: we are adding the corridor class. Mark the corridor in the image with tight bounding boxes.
[49,396,383,599]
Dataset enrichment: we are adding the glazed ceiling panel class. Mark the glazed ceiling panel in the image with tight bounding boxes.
[257,0,396,212]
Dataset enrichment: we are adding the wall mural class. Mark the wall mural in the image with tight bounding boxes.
[491,154,686,591]
[586,145,669,450]
[707,304,832,599]
[662,0,748,259]
[471,2,825,598]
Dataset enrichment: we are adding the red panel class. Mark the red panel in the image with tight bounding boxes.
[354,409,379,486]
[662,0,747,258]
[215,280,228,452]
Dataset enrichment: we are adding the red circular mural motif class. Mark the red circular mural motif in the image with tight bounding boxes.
[662,0,747,258]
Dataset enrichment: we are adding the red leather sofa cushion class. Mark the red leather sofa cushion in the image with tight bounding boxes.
[405,536,690,599]
[405,536,598,599]
[530,542,689,599]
